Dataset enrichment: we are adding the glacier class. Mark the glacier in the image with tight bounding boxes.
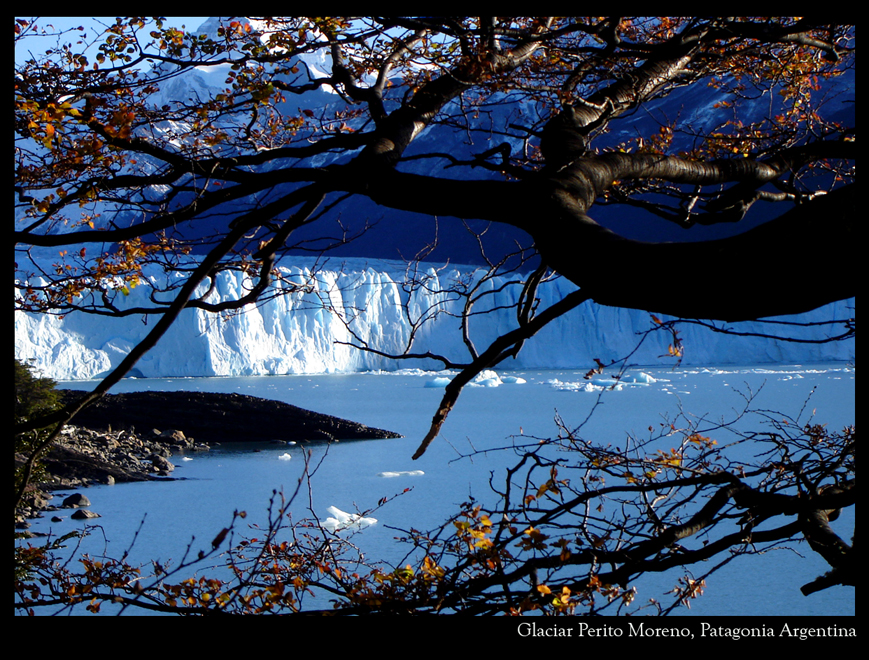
[15,258,855,381]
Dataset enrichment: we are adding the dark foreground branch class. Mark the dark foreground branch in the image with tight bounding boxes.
[413,288,591,459]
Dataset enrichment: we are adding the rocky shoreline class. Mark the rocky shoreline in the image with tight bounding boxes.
[14,424,199,527]
[16,389,402,529]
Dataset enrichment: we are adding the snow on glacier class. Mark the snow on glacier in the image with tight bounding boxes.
[15,258,855,381]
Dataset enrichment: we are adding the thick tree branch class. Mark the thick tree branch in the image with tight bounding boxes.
[533,183,856,321]
[340,161,855,322]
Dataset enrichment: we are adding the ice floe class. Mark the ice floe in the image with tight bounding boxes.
[377,470,425,478]
[424,369,527,388]
[548,371,662,393]
[320,506,377,532]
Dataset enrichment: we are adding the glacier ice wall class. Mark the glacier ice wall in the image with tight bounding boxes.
[15,260,855,380]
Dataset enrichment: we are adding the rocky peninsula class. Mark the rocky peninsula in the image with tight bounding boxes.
[16,390,402,525]
[57,389,402,445]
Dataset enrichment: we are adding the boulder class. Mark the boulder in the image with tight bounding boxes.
[62,493,91,508]
[159,429,193,448]
[70,509,101,520]
[148,454,175,472]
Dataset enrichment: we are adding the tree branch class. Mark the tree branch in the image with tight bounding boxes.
[413,288,591,459]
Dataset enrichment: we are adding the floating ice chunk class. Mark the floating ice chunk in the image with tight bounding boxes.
[549,373,660,392]
[391,368,439,377]
[377,470,425,478]
[624,372,656,384]
[278,453,293,461]
[588,377,622,388]
[320,506,377,532]
[471,369,502,387]
[427,370,526,388]
[549,379,597,392]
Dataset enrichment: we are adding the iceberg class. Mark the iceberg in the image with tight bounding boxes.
[14,259,855,381]
[377,470,425,478]
[470,369,503,387]
[320,505,377,532]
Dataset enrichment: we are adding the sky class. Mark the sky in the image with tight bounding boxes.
[15,17,208,64]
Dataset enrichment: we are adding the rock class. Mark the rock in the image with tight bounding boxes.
[41,441,154,489]
[71,509,101,520]
[148,454,175,473]
[159,429,191,448]
[150,444,172,458]
[62,493,91,508]
[99,436,119,450]
[18,484,52,512]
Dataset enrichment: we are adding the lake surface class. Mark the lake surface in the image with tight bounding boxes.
[33,364,855,616]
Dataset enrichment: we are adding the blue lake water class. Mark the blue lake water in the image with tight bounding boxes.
[32,363,854,616]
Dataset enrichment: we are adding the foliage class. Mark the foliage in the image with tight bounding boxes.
[15,358,60,423]
[14,359,61,493]
[13,17,855,614]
